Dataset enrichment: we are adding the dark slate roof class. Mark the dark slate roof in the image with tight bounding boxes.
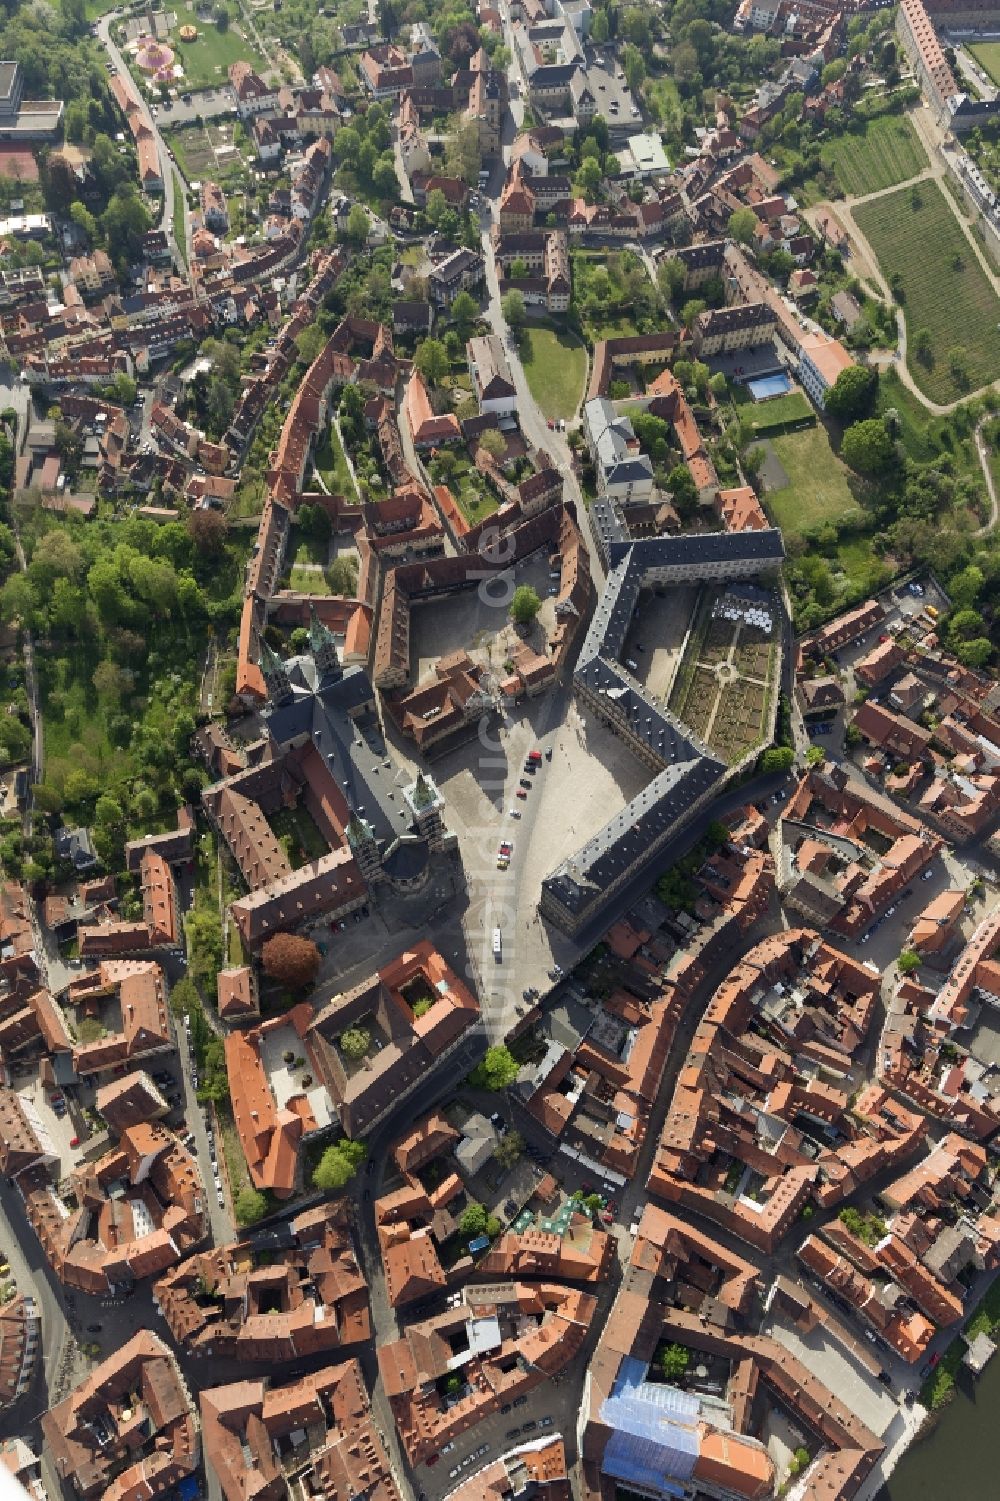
[264,666,406,845]
[608,527,785,571]
[541,756,726,916]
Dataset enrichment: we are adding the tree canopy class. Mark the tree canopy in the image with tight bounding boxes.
[261,933,322,989]
[509,585,541,625]
[468,1045,520,1091]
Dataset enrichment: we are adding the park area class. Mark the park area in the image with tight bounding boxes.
[756,425,861,538]
[519,323,587,422]
[970,42,1000,89]
[855,180,1000,403]
[127,4,266,93]
[819,112,925,199]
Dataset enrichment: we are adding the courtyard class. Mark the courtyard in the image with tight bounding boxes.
[623,584,700,703]
[408,552,560,684]
[668,591,779,764]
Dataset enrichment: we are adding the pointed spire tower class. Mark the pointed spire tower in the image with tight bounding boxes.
[308,604,342,683]
[403,770,447,848]
[258,638,292,704]
[347,809,381,881]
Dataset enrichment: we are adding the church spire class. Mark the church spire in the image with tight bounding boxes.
[258,637,292,703]
[308,603,342,681]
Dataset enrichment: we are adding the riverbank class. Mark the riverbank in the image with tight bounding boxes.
[878,1265,1000,1499]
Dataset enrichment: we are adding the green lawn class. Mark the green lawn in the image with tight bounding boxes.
[761,425,862,536]
[737,388,814,436]
[315,423,356,499]
[456,487,498,526]
[855,180,1000,404]
[271,805,328,868]
[970,42,1000,89]
[132,5,267,93]
[819,113,925,199]
[288,564,330,594]
[520,323,588,421]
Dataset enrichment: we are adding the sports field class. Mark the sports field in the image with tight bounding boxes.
[970,42,1000,88]
[820,113,926,199]
[855,179,1000,404]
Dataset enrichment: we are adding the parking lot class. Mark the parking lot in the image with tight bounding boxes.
[763,1305,900,1438]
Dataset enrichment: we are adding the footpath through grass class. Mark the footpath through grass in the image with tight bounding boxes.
[315,423,356,499]
[855,179,1000,404]
[820,112,925,199]
[519,322,588,421]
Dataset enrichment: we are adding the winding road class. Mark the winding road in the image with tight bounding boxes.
[96,11,191,279]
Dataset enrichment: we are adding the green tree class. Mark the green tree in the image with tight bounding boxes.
[296,323,327,366]
[760,745,795,774]
[622,42,645,94]
[824,365,878,422]
[234,1187,268,1227]
[914,328,933,367]
[805,745,825,766]
[451,289,478,332]
[415,338,449,386]
[660,1344,690,1382]
[501,290,525,329]
[344,204,369,246]
[468,1045,520,1091]
[509,585,541,624]
[897,950,921,975]
[658,256,687,302]
[681,298,706,333]
[840,418,895,476]
[729,207,758,245]
[460,1202,488,1236]
[667,465,698,516]
[425,187,448,227]
[339,1026,371,1060]
[478,429,507,462]
[494,1129,524,1170]
[327,556,359,596]
[313,1138,366,1191]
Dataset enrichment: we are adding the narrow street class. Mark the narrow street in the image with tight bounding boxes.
[96,11,191,279]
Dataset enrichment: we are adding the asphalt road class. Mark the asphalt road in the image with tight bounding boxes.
[96,12,190,274]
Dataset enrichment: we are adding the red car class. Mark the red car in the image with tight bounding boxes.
[425,1454,440,1467]
[547,418,555,429]
[516,788,528,799]
[69,1136,80,1148]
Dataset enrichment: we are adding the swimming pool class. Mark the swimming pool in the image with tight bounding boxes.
[747,372,793,401]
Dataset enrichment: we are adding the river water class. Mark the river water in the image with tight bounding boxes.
[879,1355,1000,1501]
